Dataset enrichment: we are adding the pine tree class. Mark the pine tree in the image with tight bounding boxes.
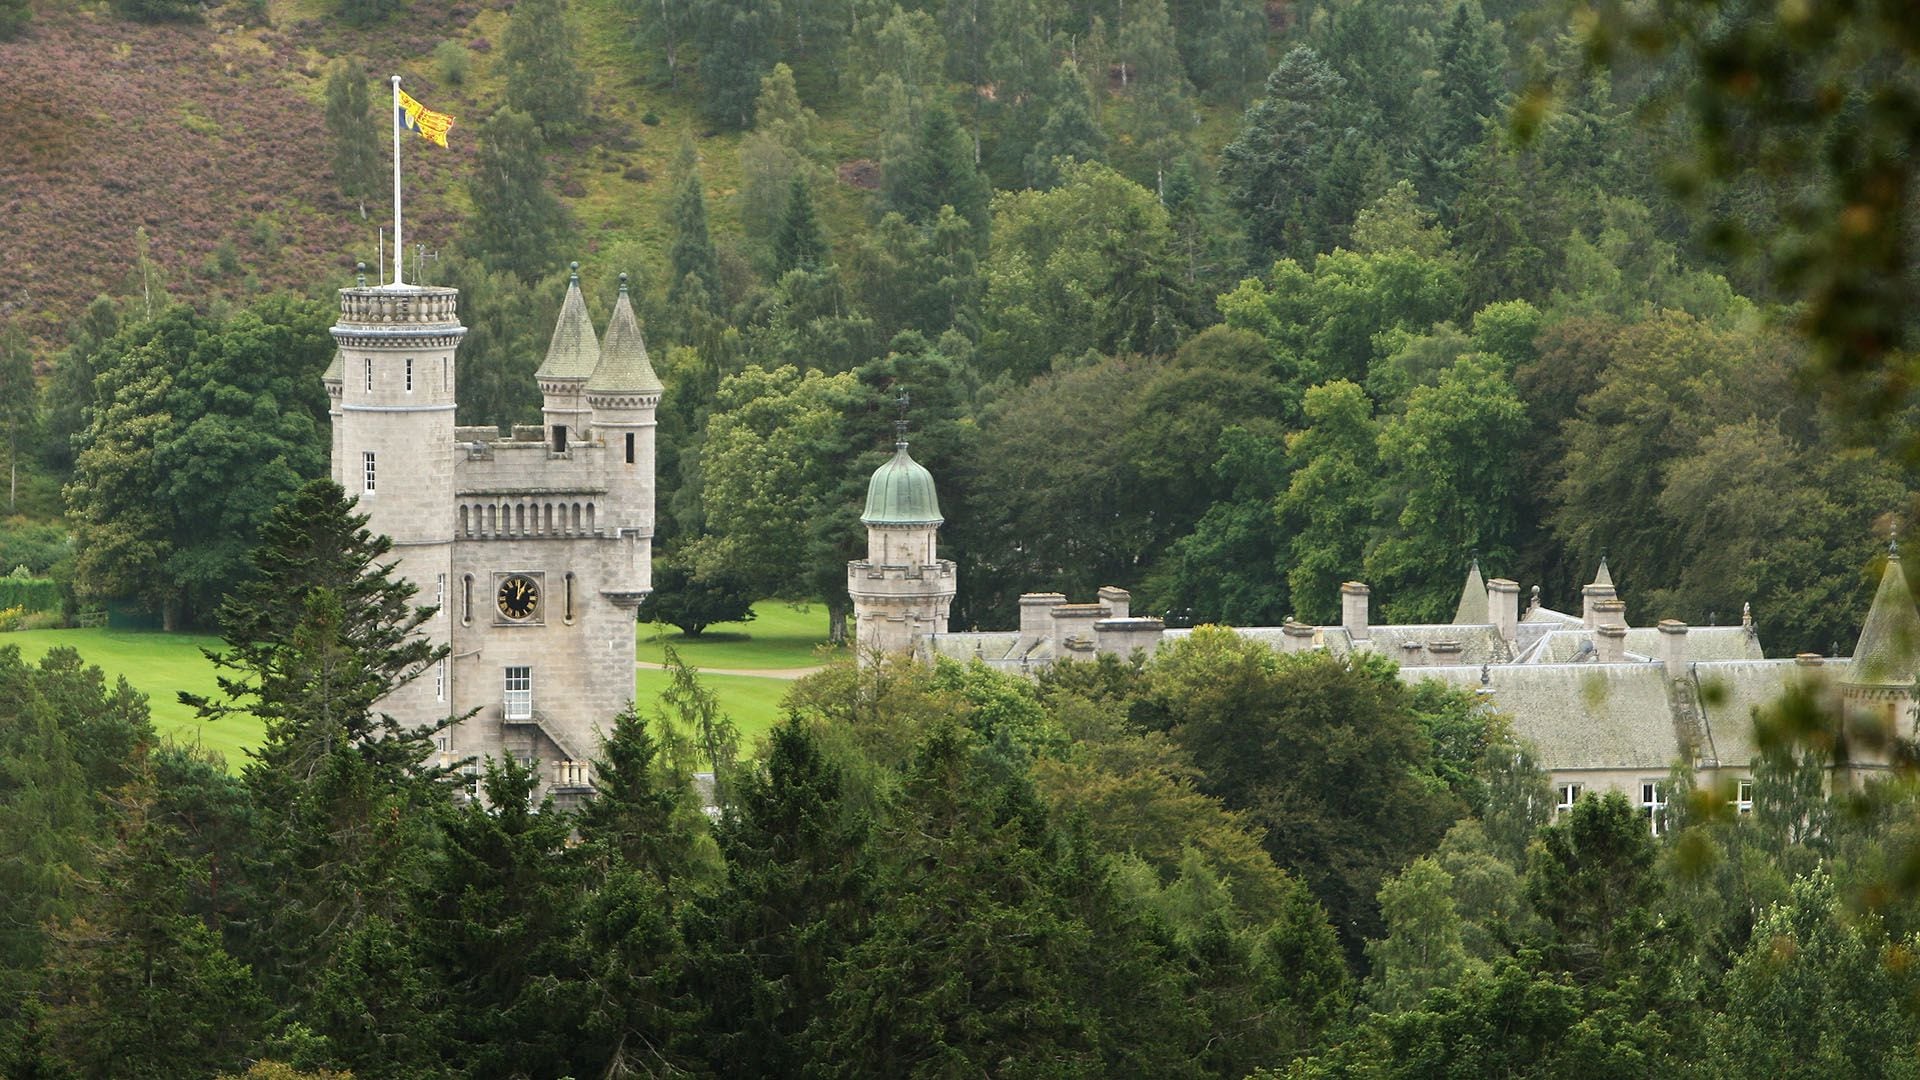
[1220,46,1350,263]
[463,107,568,284]
[1024,59,1106,189]
[693,0,777,129]
[881,107,991,241]
[576,703,701,896]
[186,480,450,1000]
[773,174,829,275]
[1116,0,1196,182]
[687,716,873,1075]
[323,61,383,212]
[667,137,722,310]
[1422,1,1507,213]
[503,0,590,137]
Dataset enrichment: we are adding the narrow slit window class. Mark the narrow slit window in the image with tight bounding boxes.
[625,432,635,464]
[405,358,414,392]
[462,574,473,625]
[362,451,376,494]
[434,658,446,703]
[564,572,575,623]
[363,358,374,392]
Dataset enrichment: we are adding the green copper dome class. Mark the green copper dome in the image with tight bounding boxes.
[862,442,942,526]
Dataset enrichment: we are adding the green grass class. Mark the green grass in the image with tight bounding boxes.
[638,601,842,669]
[3,628,258,766]
[633,666,796,758]
[0,602,840,773]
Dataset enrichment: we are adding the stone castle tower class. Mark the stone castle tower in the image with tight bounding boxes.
[1840,543,1920,777]
[323,265,659,799]
[847,425,955,661]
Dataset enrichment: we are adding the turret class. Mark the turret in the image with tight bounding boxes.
[536,263,599,452]
[330,274,464,724]
[847,423,956,661]
[1841,543,1920,775]
[585,272,662,540]
[1453,558,1488,624]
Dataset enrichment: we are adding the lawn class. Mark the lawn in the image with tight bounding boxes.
[0,603,842,773]
[3,628,257,766]
[638,601,843,670]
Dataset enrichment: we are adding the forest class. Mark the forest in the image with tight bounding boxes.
[6,477,1920,1078]
[2,0,1920,1074]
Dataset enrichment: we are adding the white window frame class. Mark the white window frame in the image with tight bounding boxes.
[362,451,376,495]
[434,657,447,703]
[504,666,532,720]
[1641,780,1667,836]
[1734,779,1754,815]
[1556,783,1583,815]
[364,357,373,392]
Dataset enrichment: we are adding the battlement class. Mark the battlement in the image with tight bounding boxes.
[336,284,460,328]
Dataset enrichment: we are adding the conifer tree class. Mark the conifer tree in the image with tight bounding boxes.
[1024,59,1106,189]
[502,0,590,137]
[1116,0,1196,184]
[688,716,873,1075]
[667,138,722,311]
[774,174,829,275]
[1221,46,1351,263]
[0,323,34,514]
[881,107,992,241]
[576,703,701,896]
[1423,1,1507,213]
[323,61,382,212]
[464,107,568,284]
[0,0,29,40]
[693,0,777,129]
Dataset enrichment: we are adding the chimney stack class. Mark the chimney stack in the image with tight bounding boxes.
[1489,578,1520,649]
[1341,581,1371,641]
[1018,592,1066,655]
[1658,620,1688,681]
[1594,622,1628,664]
[1097,585,1131,620]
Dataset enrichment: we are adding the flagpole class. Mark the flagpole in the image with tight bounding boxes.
[391,74,404,286]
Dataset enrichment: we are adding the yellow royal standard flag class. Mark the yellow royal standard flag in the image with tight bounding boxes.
[398,88,454,148]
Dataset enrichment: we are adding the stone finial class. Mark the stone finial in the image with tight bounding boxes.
[569,260,580,281]
[618,270,629,293]
[355,261,367,287]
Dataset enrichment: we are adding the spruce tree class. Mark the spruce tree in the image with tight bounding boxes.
[667,138,721,310]
[1220,46,1350,263]
[503,0,590,137]
[576,703,701,896]
[688,716,873,1075]
[1024,59,1106,189]
[1423,1,1507,213]
[773,175,828,275]
[1117,0,1196,182]
[464,107,568,284]
[323,61,382,211]
[693,0,777,129]
[881,107,991,240]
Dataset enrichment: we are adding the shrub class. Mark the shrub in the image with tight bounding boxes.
[110,0,200,22]
[434,40,470,86]
[0,605,22,632]
[0,577,64,615]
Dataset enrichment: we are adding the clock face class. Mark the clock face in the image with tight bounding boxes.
[496,574,540,621]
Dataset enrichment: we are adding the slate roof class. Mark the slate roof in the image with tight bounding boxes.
[322,349,342,383]
[1453,561,1489,624]
[1420,662,1684,771]
[588,282,663,394]
[536,271,600,382]
[1849,554,1920,686]
[1691,660,1829,769]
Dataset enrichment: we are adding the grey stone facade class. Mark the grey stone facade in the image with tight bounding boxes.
[325,270,657,801]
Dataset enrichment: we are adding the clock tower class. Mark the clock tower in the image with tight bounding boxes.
[325,265,658,802]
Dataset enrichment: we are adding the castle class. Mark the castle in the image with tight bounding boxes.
[851,448,1920,826]
[323,265,658,799]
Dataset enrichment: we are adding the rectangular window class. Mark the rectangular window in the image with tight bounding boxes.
[1641,781,1667,836]
[554,425,568,453]
[1734,779,1754,814]
[443,356,449,390]
[564,572,575,623]
[625,432,635,464]
[364,357,373,392]
[435,573,445,613]
[362,451,376,494]
[504,666,532,720]
[1555,783,1583,814]
[405,358,414,392]
[462,574,473,625]
[434,658,446,703]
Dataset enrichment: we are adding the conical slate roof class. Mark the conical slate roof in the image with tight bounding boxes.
[322,349,343,383]
[536,267,600,381]
[862,441,942,526]
[588,276,662,394]
[1453,560,1489,624]
[1850,553,1920,686]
